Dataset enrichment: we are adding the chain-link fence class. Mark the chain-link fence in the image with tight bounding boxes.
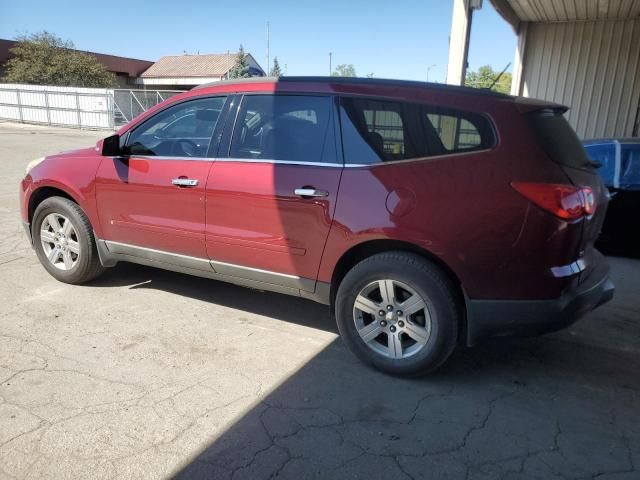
[112,89,185,126]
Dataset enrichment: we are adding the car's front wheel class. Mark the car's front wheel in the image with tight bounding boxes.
[335,252,460,376]
[32,196,105,284]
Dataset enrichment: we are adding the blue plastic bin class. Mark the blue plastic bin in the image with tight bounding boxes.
[583,139,640,191]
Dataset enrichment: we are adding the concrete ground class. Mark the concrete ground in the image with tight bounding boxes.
[0,121,639,480]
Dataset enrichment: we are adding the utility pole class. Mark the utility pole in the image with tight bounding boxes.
[446,0,482,85]
[266,21,270,75]
[329,52,332,75]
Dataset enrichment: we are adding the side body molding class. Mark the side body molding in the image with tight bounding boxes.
[95,237,331,305]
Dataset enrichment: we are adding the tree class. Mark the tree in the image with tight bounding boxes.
[2,31,116,87]
[331,64,357,77]
[228,45,251,79]
[465,65,512,94]
[270,57,282,77]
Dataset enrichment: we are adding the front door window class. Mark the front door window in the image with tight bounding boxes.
[125,97,227,158]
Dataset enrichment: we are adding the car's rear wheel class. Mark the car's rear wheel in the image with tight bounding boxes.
[335,252,460,376]
[32,196,105,284]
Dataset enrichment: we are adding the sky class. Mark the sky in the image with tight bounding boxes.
[0,0,516,82]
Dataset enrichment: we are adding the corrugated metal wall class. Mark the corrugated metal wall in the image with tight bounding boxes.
[521,17,640,139]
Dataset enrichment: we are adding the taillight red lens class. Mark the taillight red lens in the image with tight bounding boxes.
[511,182,596,220]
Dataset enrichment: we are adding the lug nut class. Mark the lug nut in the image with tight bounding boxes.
[389,325,397,333]
[386,305,393,311]
[398,321,405,327]
[397,310,403,316]
[379,310,385,316]
[380,320,387,327]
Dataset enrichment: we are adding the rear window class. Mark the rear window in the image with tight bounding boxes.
[528,110,594,170]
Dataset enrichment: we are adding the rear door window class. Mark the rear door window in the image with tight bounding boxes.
[229,95,337,164]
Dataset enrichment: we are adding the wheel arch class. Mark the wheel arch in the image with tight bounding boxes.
[28,185,79,226]
[329,239,468,342]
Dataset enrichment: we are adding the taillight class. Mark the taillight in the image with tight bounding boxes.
[581,187,596,215]
[511,182,596,220]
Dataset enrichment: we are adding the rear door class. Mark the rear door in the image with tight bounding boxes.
[205,94,342,290]
[95,96,229,258]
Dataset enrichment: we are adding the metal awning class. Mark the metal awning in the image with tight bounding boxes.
[491,0,640,30]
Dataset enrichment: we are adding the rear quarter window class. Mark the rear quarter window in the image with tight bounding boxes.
[339,96,495,165]
[424,107,495,156]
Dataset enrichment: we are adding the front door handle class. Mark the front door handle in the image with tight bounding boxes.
[172,178,199,187]
[294,188,329,198]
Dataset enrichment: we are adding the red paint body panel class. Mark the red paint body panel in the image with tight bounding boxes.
[20,147,104,236]
[205,162,341,281]
[94,156,212,257]
[318,151,577,300]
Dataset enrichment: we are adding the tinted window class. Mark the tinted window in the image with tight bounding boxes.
[340,97,495,164]
[230,95,336,163]
[528,109,594,170]
[424,107,493,154]
[339,98,426,164]
[126,97,226,157]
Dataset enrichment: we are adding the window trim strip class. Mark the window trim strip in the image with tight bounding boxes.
[341,147,494,167]
[124,155,214,162]
[122,147,492,167]
[217,157,344,167]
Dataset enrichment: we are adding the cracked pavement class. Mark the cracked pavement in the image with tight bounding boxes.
[1,122,639,479]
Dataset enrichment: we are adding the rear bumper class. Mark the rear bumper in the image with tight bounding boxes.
[466,255,614,346]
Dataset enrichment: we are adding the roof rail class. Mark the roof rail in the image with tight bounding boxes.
[194,76,512,98]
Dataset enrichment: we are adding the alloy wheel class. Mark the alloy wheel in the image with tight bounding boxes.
[353,279,432,359]
[40,213,80,270]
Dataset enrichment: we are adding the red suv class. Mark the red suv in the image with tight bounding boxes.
[19,77,614,375]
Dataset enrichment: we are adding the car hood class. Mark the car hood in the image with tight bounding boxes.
[47,146,99,160]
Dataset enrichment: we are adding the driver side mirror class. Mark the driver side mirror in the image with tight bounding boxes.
[102,134,122,156]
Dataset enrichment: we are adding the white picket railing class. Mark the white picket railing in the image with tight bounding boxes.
[0,83,184,130]
[0,83,114,129]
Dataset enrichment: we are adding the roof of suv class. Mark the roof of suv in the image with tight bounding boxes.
[193,76,513,99]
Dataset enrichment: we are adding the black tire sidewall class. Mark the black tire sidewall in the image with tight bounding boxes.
[32,197,97,284]
[336,253,459,376]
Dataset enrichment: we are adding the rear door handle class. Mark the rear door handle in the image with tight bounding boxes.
[294,188,329,198]
[172,178,199,187]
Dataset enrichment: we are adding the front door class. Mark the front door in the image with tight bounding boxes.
[205,94,342,290]
[95,96,228,258]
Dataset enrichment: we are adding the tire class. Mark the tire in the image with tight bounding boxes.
[32,196,105,284]
[335,251,460,376]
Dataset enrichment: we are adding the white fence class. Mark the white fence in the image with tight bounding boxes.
[0,84,184,130]
[0,83,114,129]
